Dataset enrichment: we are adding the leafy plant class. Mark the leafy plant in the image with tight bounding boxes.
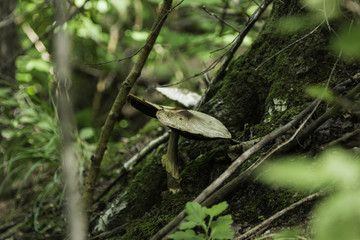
[257,147,360,240]
[168,201,234,240]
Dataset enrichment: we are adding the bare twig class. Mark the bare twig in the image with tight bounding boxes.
[235,192,322,240]
[82,0,174,222]
[255,21,325,71]
[202,5,241,33]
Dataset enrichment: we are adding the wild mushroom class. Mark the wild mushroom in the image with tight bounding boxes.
[128,94,232,193]
[155,86,201,108]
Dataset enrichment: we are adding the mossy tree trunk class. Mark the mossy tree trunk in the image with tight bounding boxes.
[92,1,358,239]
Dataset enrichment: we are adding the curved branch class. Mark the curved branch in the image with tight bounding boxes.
[82,0,174,221]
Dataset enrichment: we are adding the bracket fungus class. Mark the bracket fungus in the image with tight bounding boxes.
[128,94,232,193]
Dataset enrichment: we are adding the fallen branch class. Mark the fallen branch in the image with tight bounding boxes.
[235,192,322,240]
[82,0,174,221]
[320,129,360,150]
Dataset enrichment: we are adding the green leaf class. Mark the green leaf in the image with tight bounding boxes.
[0,87,12,97]
[209,215,234,239]
[302,0,340,18]
[168,229,205,240]
[205,201,228,218]
[332,24,360,59]
[313,191,360,240]
[257,148,360,192]
[306,86,335,102]
[185,202,207,226]
[179,221,199,230]
[79,127,94,140]
[257,158,330,191]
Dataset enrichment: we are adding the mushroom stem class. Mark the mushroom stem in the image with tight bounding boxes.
[162,130,181,181]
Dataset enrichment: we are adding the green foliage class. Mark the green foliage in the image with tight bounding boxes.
[332,24,360,59]
[257,148,360,240]
[306,85,335,102]
[169,201,234,240]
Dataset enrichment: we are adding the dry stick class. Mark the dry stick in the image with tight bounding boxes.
[94,132,169,203]
[320,129,360,149]
[236,192,322,240]
[82,0,173,218]
[150,99,320,240]
[202,5,241,33]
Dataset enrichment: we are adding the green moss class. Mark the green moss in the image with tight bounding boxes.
[138,118,163,137]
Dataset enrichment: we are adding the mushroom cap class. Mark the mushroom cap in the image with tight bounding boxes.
[156,87,201,108]
[127,94,162,118]
[156,108,231,139]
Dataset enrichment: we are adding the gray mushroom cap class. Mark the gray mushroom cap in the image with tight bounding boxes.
[156,108,232,140]
[128,94,232,139]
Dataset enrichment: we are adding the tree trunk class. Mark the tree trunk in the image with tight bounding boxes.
[92,1,359,239]
[0,0,17,83]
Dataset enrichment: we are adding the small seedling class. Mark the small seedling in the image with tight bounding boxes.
[168,201,234,240]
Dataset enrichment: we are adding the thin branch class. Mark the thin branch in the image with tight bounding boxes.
[235,192,322,240]
[82,0,174,222]
[321,129,360,149]
[255,21,325,71]
[94,132,169,203]
[86,0,184,66]
[0,0,51,29]
[202,5,241,33]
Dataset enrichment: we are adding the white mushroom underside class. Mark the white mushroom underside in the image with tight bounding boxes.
[156,109,232,139]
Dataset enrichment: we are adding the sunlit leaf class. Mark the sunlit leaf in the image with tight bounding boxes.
[185,202,207,227]
[302,0,340,18]
[205,201,228,218]
[209,215,234,239]
[79,127,95,140]
[313,191,360,240]
[332,24,360,59]
[276,15,322,34]
[168,229,205,240]
[306,86,335,102]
